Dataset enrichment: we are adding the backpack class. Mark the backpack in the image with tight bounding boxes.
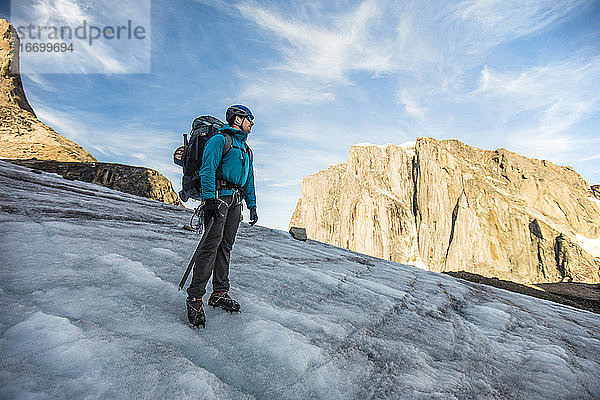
[173,115,252,202]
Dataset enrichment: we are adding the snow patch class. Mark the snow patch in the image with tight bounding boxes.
[588,196,600,210]
[486,176,508,185]
[374,187,402,203]
[353,142,393,149]
[150,247,183,259]
[408,254,428,270]
[574,233,600,258]
[97,253,167,286]
[2,312,94,380]
[352,142,416,157]
[400,141,416,157]
[244,319,325,374]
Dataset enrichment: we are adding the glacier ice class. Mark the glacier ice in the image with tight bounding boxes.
[1,160,599,400]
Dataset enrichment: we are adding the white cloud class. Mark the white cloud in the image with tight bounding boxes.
[35,106,177,158]
[22,74,54,92]
[475,56,600,135]
[229,0,404,106]
[239,76,336,105]
[232,0,593,113]
[468,55,600,162]
[396,90,427,119]
[131,152,148,161]
[236,0,393,83]
[578,154,600,163]
[35,105,89,142]
[450,0,591,53]
[12,0,150,74]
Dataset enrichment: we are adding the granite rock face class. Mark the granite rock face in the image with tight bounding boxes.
[290,139,600,283]
[7,159,182,206]
[0,19,96,162]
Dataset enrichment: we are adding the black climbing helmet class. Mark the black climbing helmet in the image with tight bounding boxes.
[226,105,254,125]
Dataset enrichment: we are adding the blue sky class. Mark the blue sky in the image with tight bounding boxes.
[3,0,600,230]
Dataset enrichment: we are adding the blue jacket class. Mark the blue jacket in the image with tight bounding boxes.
[199,125,256,208]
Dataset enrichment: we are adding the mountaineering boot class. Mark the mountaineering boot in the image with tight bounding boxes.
[186,297,206,328]
[208,291,240,312]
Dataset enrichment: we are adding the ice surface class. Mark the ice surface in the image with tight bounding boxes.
[1,160,599,399]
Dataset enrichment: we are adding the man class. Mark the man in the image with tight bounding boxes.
[186,104,258,328]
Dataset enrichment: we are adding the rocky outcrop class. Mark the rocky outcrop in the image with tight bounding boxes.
[444,271,600,314]
[289,227,307,241]
[6,159,182,206]
[0,19,96,162]
[290,139,600,284]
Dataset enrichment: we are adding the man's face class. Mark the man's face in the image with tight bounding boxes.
[240,116,254,133]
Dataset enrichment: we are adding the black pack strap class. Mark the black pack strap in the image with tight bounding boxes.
[221,133,233,156]
[229,143,253,162]
[216,179,243,190]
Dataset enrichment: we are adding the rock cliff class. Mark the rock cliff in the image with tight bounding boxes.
[0,19,182,206]
[290,139,600,284]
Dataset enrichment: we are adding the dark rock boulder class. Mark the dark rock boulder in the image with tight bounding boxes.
[289,227,307,241]
[6,159,182,206]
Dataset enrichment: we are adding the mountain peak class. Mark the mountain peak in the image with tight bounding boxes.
[291,137,600,284]
[0,19,35,115]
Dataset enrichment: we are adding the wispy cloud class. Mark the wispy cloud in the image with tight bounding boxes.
[396,90,427,119]
[35,106,177,160]
[577,154,600,163]
[236,0,393,83]
[14,0,599,230]
[450,0,591,53]
[475,55,600,132]
[12,0,150,74]
[231,0,400,105]
[459,53,599,162]
[21,74,54,93]
[239,76,336,106]
[233,0,593,111]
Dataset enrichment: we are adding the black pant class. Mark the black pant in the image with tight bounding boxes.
[187,194,242,299]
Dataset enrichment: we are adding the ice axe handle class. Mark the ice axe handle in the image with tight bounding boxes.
[178,217,215,291]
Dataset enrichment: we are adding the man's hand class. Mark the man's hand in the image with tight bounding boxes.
[249,207,258,226]
[203,199,219,223]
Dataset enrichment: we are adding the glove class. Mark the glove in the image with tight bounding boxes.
[249,207,258,226]
[203,199,219,224]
